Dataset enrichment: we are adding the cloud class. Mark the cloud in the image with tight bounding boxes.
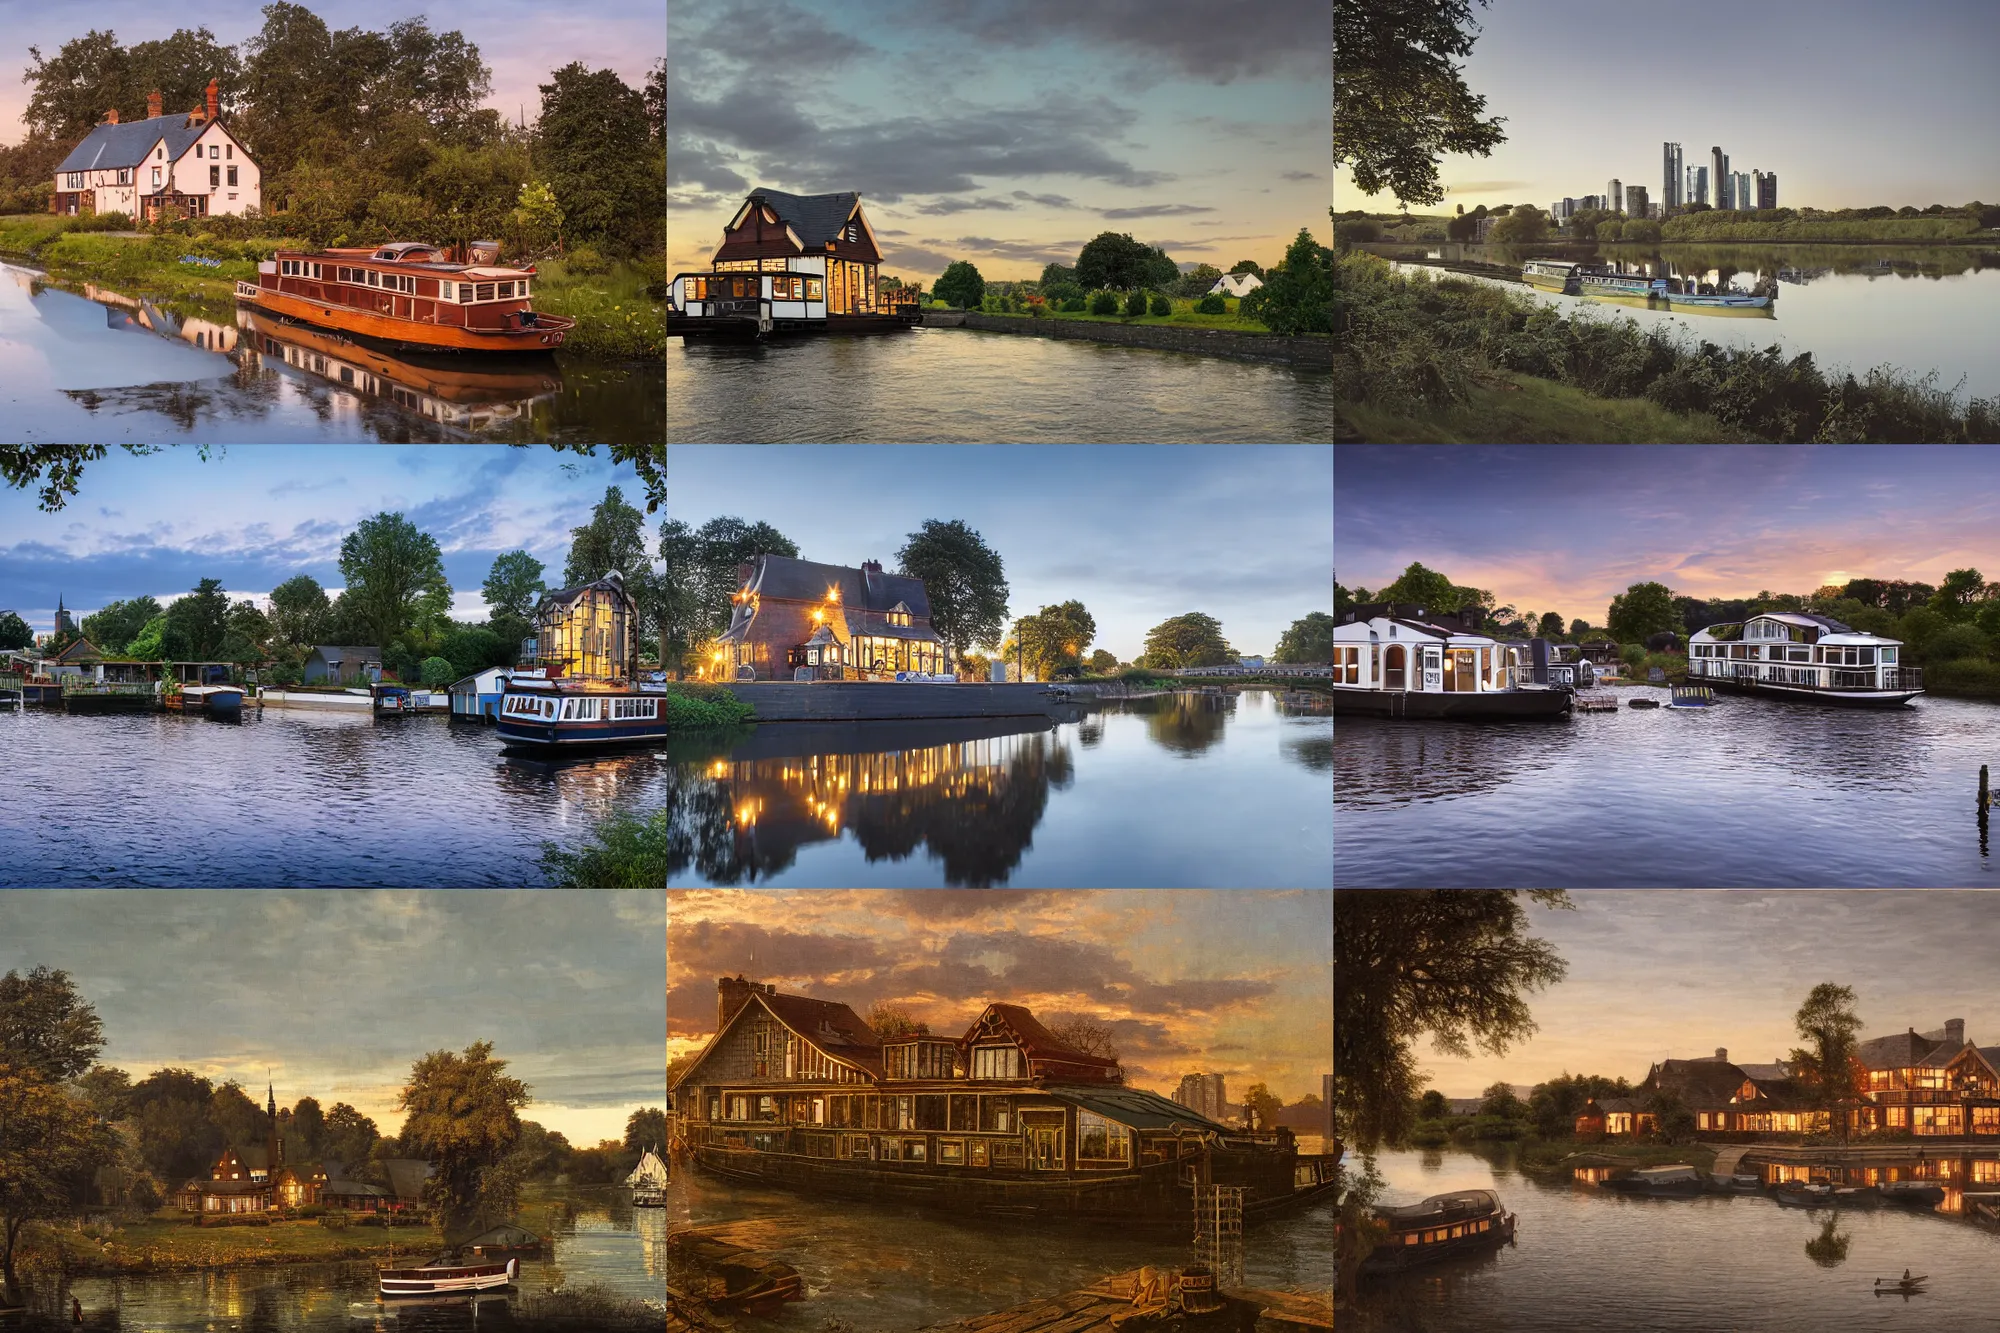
[878,243,961,273]
[1279,171,1320,182]
[269,477,347,497]
[911,0,1331,83]
[1011,190,1081,209]
[934,235,1098,264]
[1099,204,1216,219]
[913,196,1021,215]
[678,0,872,68]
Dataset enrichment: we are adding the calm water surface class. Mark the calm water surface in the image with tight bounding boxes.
[0,261,662,442]
[6,1188,665,1332]
[1378,241,2000,400]
[0,705,671,887]
[1354,1146,2000,1333]
[669,1139,1332,1333]
[666,328,1334,442]
[663,689,1333,887]
[1335,688,2000,886]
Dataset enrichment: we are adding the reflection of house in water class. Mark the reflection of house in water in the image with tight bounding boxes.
[675,718,1071,886]
[85,282,238,351]
[235,309,560,432]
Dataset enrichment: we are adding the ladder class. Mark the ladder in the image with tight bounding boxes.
[1192,1183,1245,1288]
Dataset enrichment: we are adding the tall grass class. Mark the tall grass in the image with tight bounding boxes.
[532,256,665,359]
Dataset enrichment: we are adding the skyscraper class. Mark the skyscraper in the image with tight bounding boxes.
[1174,1072,1228,1122]
[1625,185,1650,220]
[1607,178,1623,215]
[1736,171,1752,212]
[1663,142,1683,210]
[1758,172,1778,210]
[1686,165,1708,207]
[1712,146,1730,209]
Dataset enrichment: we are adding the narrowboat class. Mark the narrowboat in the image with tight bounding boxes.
[495,572,671,750]
[1664,286,1773,314]
[235,240,575,353]
[1333,603,1574,719]
[670,977,1339,1227]
[378,1256,517,1297]
[1577,269,1664,306]
[1688,613,1922,707]
[1521,259,1581,293]
[1358,1190,1516,1273]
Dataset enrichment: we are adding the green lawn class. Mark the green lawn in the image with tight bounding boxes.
[1339,370,1755,443]
[950,297,1325,337]
[22,1211,435,1275]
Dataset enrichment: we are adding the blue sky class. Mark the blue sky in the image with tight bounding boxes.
[1336,444,2000,624]
[0,445,652,636]
[0,0,663,148]
[669,445,1333,661]
[1337,0,2000,211]
[668,0,1332,282]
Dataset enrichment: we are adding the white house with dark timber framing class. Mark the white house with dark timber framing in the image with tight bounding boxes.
[52,81,261,220]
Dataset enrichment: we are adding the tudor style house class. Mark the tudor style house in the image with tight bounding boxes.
[711,554,948,681]
[53,81,260,220]
[669,189,922,334]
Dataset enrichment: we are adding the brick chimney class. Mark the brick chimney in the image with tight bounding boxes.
[105,108,119,124]
[146,90,163,119]
[1715,1047,1728,1062]
[206,78,219,124]
[717,975,773,1034]
[1947,1018,1966,1047]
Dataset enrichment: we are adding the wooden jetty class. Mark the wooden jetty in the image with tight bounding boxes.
[666,1229,803,1315]
[1574,691,1620,712]
[920,1267,1332,1333]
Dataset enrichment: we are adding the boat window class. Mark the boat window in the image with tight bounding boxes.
[493,280,511,298]
[806,276,824,301]
[459,283,474,302]
[1335,645,1361,685]
[1405,1233,1420,1245]
[476,283,495,301]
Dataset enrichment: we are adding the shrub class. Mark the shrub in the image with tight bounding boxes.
[565,244,608,276]
[540,808,672,887]
[1063,296,1087,312]
[420,656,455,688]
[1925,623,1991,664]
[1333,219,1382,245]
[317,1213,349,1230]
[1124,289,1148,317]
[1620,644,1646,666]
[1196,293,1227,315]
[1044,280,1083,303]
[1149,293,1172,316]
[1089,291,1119,316]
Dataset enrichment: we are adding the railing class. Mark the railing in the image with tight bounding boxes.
[61,681,158,696]
[1690,661,1923,692]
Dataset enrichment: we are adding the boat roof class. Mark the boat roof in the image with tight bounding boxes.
[1041,1084,1232,1133]
[280,248,535,278]
[1375,1189,1502,1224]
[1629,1165,1702,1181]
[1524,259,1579,268]
[1692,612,1900,646]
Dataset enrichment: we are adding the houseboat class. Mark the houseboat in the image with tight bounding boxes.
[495,572,670,750]
[1333,603,1575,719]
[1357,1190,1515,1273]
[1688,612,1922,707]
[1663,280,1773,314]
[1521,259,1581,293]
[234,240,575,353]
[1577,269,1664,307]
[669,977,1337,1227]
[668,189,923,340]
[378,1256,518,1297]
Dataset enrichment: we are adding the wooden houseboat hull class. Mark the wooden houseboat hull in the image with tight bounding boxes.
[1703,676,1921,708]
[1332,685,1573,719]
[378,1258,517,1297]
[668,310,919,341]
[238,284,574,353]
[1361,1212,1514,1273]
[495,714,672,749]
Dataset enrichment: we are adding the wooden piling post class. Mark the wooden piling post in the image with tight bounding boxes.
[1984,764,1991,811]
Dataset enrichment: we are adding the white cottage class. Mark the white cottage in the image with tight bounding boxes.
[52,81,261,221]
[1333,603,1574,719]
[1208,271,1264,298]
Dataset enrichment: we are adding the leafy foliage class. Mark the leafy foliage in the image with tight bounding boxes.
[79,596,163,656]
[1012,601,1097,680]
[268,574,331,650]
[1141,612,1236,669]
[934,260,986,310]
[1089,290,1119,315]
[1195,293,1226,315]
[540,808,673,887]
[896,519,1010,664]
[1334,0,1507,206]
[340,513,452,653]
[536,61,661,257]
[1246,228,1335,335]
[1074,231,1178,291]
[1274,612,1336,664]
[1607,581,1680,643]
[397,1041,531,1242]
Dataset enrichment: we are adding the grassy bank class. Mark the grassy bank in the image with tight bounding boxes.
[665,682,756,729]
[1336,249,2000,442]
[1517,1140,1720,1173]
[0,215,662,360]
[16,1211,433,1280]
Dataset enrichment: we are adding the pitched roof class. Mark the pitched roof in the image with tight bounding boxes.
[1645,1058,1751,1106]
[747,189,862,249]
[308,645,382,661]
[1045,1084,1230,1132]
[1857,1030,1944,1070]
[969,1003,1119,1069]
[57,115,215,174]
[55,637,103,663]
[1593,1097,1644,1114]
[743,554,932,620]
[381,1159,434,1200]
[538,573,639,615]
[757,991,883,1075]
[1736,1063,1791,1082]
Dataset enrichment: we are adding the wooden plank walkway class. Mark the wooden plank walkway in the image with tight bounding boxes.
[920,1268,1332,1333]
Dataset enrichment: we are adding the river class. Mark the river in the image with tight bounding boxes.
[0,703,674,887]
[0,261,662,443]
[661,688,1334,887]
[1370,240,2000,402]
[665,328,1334,442]
[3,1188,665,1332]
[667,1138,1333,1333]
[1334,688,2000,887]
[1351,1145,2000,1333]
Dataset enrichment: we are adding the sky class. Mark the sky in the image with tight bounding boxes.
[0,444,652,637]
[668,889,1332,1105]
[669,444,1333,662]
[667,0,1332,283]
[1335,444,2000,626]
[0,890,666,1145]
[0,0,663,149]
[1336,0,2000,213]
[1413,891,2000,1098]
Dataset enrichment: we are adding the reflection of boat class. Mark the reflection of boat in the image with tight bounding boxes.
[378,1256,518,1296]
[667,1231,803,1315]
[238,240,575,352]
[238,309,560,432]
[1360,1189,1516,1273]
[1604,1165,1705,1196]
[628,1148,670,1206]
[1879,1180,1946,1208]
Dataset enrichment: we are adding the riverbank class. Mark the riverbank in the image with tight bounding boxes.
[0,214,663,359]
[925,310,1334,367]
[1516,1141,1721,1174]
[1339,367,1749,442]
[14,1211,433,1282]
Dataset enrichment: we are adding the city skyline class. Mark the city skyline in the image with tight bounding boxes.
[1336,0,2000,209]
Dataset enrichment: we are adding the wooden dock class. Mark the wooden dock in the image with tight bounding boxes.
[1574,692,1620,711]
[920,1267,1332,1333]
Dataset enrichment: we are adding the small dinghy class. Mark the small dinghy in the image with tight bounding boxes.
[378,1256,517,1297]
[1874,1274,1929,1296]
[1880,1181,1947,1208]
[1628,697,1661,709]
[1774,1181,1833,1208]
[1669,684,1715,708]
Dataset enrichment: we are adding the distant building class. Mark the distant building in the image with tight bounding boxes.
[1712,146,1729,210]
[1650,202,1663,219]
[1624,185,1650,221]
[1735,171,1752,212]
[1686,164,1708,208]
[1236,655,1265,669]
[53,595,76,637]
[1662,141,1683,210]
[52,80,260,221]
[303,645,383,685]
[1174,1071,1229,1123]
[1560,197,1578,220]
[1757,172,1778,210]
[1474,214,1497,243]
[1607,178,1623,214]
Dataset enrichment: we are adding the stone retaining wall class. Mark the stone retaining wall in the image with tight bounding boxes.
[922,312,1332,367]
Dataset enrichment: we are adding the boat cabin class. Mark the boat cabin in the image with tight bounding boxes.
[1362,1190,1515,1272]
[1334,604,1528,693]
[1688,613,1921,704]
[252,241,547,333]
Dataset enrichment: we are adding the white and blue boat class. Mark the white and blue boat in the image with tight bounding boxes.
[495,572,673,750]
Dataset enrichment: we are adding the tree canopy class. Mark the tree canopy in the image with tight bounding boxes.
[1242,228,1335,335]
[339,513,451,652]
[1373,561,1492,613]
[624,1107,668,1153]
[1274,611,1335,664]
[78,596,162,656]
[398,1040,532,1243]
[658,514,801,673]
[536,61,661,256]
[1606,580,1680,643]
[1787,982,1866,1144]
[934,260,986,310]
[895,519,1009,667]
[162,578,232,662]
[268,574,332,649]
[1142,612,1236,669]
[1011,601,1096,680]
[1074,231,1178,291]
[0,967,105,1084]
[1334,0,1507,207]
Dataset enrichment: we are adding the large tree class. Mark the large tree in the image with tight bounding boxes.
[339,513,451,652]
[1074,231,1176,291]
[563,487,649,589]
[1606,580,1680,644]
[1273,611,1336,664]
[624,1107,668,1154]
[536,63,656,253]
[0,967,105,1084]
[1010,601,1097,680]
[1929,567,1989,620]
[1373,561,1491,614]
[1334,0,1507,207]
[0,611,31,651]
[933,260,986,310]
[659,519,702,674]
[1141,612,1236,669]
[162,578,232,662]
[482,550,546,644]
[0,1072,117,1305]
[268,574,332,649]
[398,1041,532,1242]
[895,519,1009,668]
[1243,228,1335,336]
[78,596,163,657]
[1787,983,1867,1144]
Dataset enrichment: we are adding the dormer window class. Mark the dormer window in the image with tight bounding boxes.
[972,1045,1023,1079]
[887,601,912,628]
[886,1039,956,1079]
